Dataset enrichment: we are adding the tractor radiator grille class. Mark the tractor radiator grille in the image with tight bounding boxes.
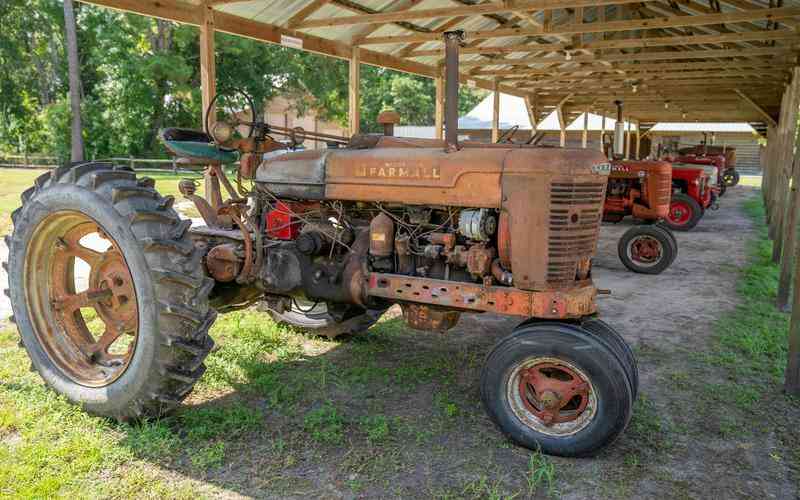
[655,175,672,208]
[547,182,605,285]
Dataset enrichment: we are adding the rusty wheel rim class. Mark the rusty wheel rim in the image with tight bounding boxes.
[507,357,597,437]
[626,235,663,267]
[24,211,139,387]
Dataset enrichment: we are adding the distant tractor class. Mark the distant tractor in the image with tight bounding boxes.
[662,163,718,232]
[605,160,677,274]
[602,102,677,274]
[675,141,739,188]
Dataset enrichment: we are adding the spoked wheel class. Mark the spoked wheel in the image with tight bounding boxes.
[722,168,740,187]
[662,192,703,231]
[617,225,676,274]
[266,299,385,339]
[481,322,634,457]
[26,215,140,387]
[5,162,216,419]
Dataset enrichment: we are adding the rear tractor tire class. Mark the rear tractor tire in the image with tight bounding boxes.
[663,192,703,232]
[480,321,634,457]
[5,162,216,420]
[266,299,384,339]
[617,225,676,274]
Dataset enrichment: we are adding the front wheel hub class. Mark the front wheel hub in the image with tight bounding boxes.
[628,235,662,265]
[26,213,139,386]
[508,357,597,436]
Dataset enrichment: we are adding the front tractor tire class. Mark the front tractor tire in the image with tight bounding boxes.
[5,162,216,420]
[663,192,703,231]
[617,225,676,274]
[480,322,634,457]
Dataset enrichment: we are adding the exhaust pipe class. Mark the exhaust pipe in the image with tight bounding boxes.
[613,100,625,159]
[444,31,465,151]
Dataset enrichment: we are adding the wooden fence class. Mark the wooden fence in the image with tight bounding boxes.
[0,153,207,175]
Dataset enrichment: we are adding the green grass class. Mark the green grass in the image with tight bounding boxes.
[711,196,790,379]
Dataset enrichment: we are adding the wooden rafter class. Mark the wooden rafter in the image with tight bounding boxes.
[405,29,800,57]
[296,0,650,29]
[356,6,800,45]
[735,89,779,127]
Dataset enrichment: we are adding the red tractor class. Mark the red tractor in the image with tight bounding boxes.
[662,162,718,231]
[605,160,677,274]
[3,35,637,458]
[675,139,739,189]
[601,102,677,274]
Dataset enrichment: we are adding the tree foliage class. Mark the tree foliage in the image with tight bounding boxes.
[0,1,486,159]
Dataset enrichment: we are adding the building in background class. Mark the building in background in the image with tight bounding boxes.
[264,96,348,149]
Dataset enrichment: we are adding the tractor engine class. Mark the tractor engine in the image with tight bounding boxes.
[199,140,611,331]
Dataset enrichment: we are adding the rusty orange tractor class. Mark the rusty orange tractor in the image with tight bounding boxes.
[4,32,636,458]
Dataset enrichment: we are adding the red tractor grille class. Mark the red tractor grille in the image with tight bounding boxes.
[656,176,672,208]
[547,182,605,285]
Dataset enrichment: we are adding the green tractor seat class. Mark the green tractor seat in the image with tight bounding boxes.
[160,128,238,165]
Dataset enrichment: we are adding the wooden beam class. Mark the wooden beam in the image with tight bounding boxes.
[524,94,538,130]
[492,81,501,143]
[735,89,779,128]
[459,47,795,67]
[474,60,794,77]
[200,2,216,128]
[357,6,800,45]
[286,0,334,28]
[599,112,606,152]
[406,29,800,57]
[772,78,800,263]
[435,70,444,140]
[625,119,631,159]
[349,46,360,136]
[635,120,640,159]
[298,0,648,29]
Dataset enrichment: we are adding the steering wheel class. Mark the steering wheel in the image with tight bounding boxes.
[205,89,257,146]
[496,125,519,143]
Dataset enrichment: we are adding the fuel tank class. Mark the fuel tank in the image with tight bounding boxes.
[256,137,612,291]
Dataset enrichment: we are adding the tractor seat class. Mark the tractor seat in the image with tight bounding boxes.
[159,128,238,164]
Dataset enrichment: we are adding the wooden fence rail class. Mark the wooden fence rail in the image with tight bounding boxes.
[0,153,219,175]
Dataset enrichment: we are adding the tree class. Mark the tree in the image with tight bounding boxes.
[63,0,84,161]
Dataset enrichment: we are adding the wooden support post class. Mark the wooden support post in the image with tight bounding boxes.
[635,121,641,159]
[600,113,606,153]
[349,46,361,137]
[772,72,800,263]
[582,107,589,149]
[524,94,537,132]
[491,80,500,143]
[200,2,216,128]
[778,131,800,311]
[557,106,566,147]
[764,125,777,210]
[786,263,800,394]
[435,69,444,140]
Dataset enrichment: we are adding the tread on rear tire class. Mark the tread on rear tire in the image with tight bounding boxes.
[4,162,216,420]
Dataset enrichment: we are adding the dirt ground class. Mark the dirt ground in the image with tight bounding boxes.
[2,184,798,499]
